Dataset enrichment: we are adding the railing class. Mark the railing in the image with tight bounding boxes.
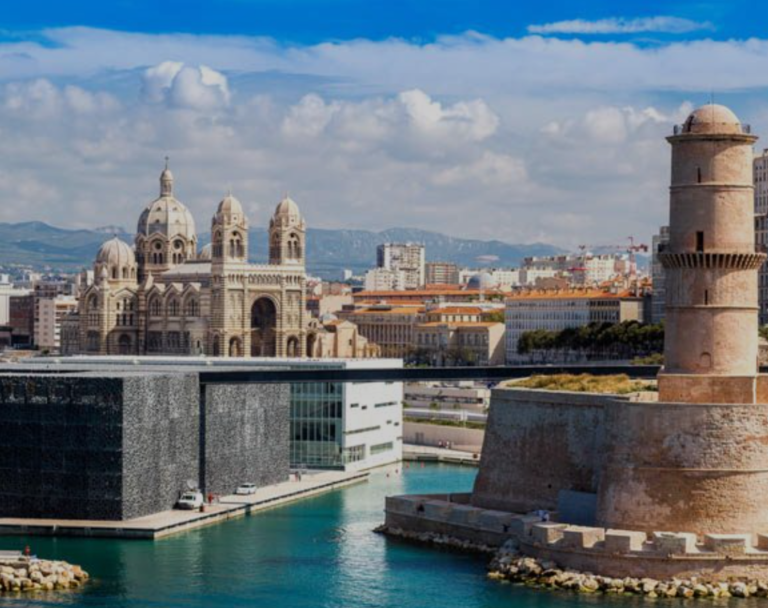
[657,242,767,254]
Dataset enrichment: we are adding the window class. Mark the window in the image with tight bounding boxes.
[149,297,162,317]
[370,442,393,456]
[168,298,180,316]
[696,231,704,252]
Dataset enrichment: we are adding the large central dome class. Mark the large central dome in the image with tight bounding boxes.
[137,166,197,240]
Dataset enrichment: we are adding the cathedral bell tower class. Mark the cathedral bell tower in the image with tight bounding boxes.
[269,195,306,267]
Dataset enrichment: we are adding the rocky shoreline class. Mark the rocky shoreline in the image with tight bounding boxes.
[0,558,89,593]
[378,526,768,600]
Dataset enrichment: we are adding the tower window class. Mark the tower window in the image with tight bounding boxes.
[696,231,704,252]
[697,167,702,183]
[704,290,709,305]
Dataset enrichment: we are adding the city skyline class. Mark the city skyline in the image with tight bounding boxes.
[1,1,767,247]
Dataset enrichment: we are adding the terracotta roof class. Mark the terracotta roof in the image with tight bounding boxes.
[348,307,425,315]
[417,321,500,328]
[505,289,638,302]
[427,306,485,315]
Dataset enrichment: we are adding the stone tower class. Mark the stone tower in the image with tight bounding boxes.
[269,196,306,267]
[658,104,765,404]
[596,104,768,535]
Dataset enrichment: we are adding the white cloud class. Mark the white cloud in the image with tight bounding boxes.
[142,61,229,110]
[527,16,714,35]
[0,27,767,247]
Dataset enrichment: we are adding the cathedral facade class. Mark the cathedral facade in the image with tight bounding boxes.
[63,165,309,358]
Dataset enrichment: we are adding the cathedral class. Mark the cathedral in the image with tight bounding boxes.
[62,164,310,358]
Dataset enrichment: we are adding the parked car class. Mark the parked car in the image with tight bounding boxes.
[236,483,258,495]
[176,490,204,510]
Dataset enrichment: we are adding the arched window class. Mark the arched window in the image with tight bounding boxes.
[111,267,118,279]
[149,297,162,317]
[213,230,223,259]
[288,234,301,260]
[168,298,180,317]
[185,297,199,317]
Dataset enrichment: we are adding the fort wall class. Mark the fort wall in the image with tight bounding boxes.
[471,388,608,513]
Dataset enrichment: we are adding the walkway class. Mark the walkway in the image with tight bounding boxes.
[403,444,481,466]
[0,470,368,540]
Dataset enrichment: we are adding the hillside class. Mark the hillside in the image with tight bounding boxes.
[0,222,563,279]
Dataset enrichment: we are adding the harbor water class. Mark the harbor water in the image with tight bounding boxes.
[0,464,639,608]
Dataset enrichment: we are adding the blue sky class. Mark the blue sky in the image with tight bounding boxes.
[0,0,761,43]
[0,1,766,247]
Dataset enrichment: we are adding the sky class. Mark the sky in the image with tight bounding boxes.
[0,0,767,248]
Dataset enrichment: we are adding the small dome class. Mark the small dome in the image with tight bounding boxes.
[198,243,213,260]
[96,237,136,268]
[467,272,497,290]
[137,164,197,240]
[320,312,338,323]
[681,104,743,135]
[274,195,302,220]
[217,193,243,217]
[213,192,247,227]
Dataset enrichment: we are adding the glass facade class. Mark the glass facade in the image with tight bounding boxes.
[290,381,345,469]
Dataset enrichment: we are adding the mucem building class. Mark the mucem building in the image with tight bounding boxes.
[0,369,289,520]
[24,357,404,472]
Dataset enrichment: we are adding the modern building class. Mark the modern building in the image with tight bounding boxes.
[404,381,490,412]
[0,368,290,520]
[504,289,644,362]
[27,356,404,473]
[425,262,460,286]
[34,295,78,352]
[63,164,308,358]
[0,281,29,326]
[651,225,670,324]
[364,267,406,292]
[376,243,425,290]
[9,294,34,347]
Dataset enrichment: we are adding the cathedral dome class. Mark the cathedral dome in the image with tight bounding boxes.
[137,165,197,240]
[274,196,302,221]
[681,104,743,135]
[213,193,246,226]
[96,237,136,268]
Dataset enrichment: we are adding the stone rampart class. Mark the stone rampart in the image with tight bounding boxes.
[385,494,768,580]
[596,399,768,535]
[471,388,608,513]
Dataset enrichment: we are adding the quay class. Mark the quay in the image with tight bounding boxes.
[403,445,480,467]
[0,470,368,540]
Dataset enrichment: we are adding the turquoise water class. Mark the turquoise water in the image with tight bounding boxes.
[0,464,634,608]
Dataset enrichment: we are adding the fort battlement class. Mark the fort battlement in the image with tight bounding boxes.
[385,494,768,580]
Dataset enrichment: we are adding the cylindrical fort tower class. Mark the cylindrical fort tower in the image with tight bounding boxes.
[596,105,768,536]
[659,104,764,403]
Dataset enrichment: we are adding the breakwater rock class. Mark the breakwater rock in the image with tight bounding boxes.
[488,541,768,599]
[0,558,89,592]
[374,524,497,554]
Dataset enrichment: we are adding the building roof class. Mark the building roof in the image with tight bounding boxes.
[505,289,638,302]
[417,321,500,328]
[137,166,196,241]
[96,237,136,269]
[681,103,743,135]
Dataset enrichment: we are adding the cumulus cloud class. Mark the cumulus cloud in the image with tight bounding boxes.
[527,16,714,35]
[0,27,766,246]
[142,61,229,110]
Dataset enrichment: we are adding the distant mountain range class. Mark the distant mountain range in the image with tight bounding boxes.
[0,221,564,279]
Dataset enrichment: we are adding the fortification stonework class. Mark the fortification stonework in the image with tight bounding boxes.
[596,400,768,535]
[471,388,606,513]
